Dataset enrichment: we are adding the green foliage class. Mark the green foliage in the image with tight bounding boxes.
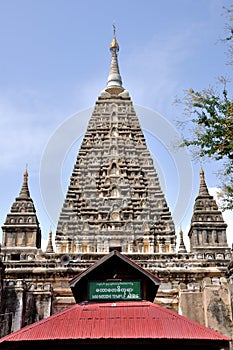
[181,86,233,160]
[177,84,233,210]
[176,5,233,210]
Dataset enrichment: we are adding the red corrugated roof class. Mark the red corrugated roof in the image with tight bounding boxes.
[0,301,231,343]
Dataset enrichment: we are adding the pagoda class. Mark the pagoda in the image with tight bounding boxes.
[0,29,232,340]
[55,27,176,255]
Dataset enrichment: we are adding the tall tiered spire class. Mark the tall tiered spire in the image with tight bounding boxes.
[1,168,42,260]
[107,24,123,89]
[188,167,229,257]
[55,30,176,255]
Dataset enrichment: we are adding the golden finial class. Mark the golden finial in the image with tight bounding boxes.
[110,23,119,51]
[106,23,123,91]
[24,163,28,177]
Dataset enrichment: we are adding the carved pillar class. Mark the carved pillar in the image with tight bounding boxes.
[12,280,24,332]
[22,282,53,327]
[34,283,53,319]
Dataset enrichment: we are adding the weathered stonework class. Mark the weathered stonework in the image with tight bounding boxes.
[0,32,233,341]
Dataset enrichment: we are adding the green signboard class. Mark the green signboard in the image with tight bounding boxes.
[88,280,141,301]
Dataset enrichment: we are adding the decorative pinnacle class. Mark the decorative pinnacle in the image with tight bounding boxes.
[178,228,187,253]
[46,229,54,253]
[198,167,209,196]
[19,165,30,198]
[110,24,119,51]
[107,24,123,88]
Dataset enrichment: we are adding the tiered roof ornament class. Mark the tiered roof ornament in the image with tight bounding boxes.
[198,168,210,196]
[45,229,54,254]
[106,25,123,90]
[188,168,229,257]
[178,228,187,254]
[1,167,42,260]
[19,166,30,198]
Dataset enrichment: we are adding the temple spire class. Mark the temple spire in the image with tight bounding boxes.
[107,24,123,89]
[19,165,30,198]
[198,167,209,196]
[45,229,54,254]
[2,165,42,259]
[178,228,187,253]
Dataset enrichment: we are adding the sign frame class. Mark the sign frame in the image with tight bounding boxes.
[88,280,142,301]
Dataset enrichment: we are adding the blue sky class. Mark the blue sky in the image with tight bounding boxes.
[0,0,232,250]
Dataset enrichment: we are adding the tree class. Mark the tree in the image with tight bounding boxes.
[176,5,233,210]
